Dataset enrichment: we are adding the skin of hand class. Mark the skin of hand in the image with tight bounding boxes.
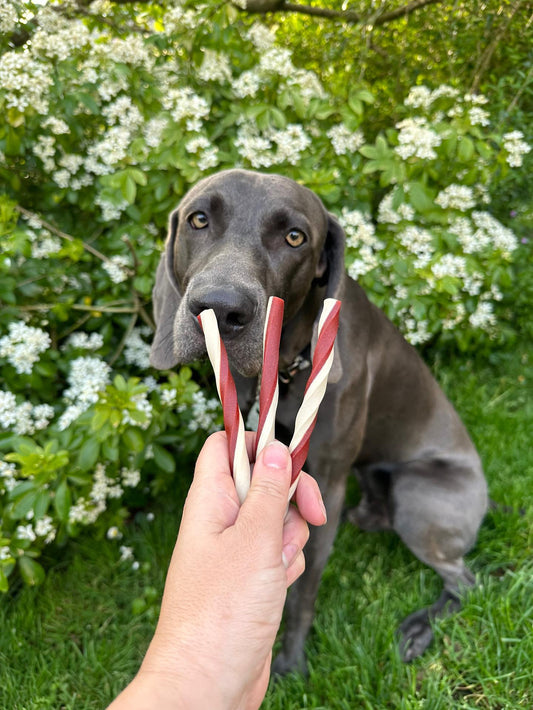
[108,432,327,710]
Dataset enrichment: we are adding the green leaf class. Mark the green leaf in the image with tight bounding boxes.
[10,489,38,520]
[77,438,100,471]
[54,480,71,522]
[0,567,8,593]
[122,175,137,204]
[408,182,434,213]
[152,444,175,474]
[123,427,145,453]
[458,136,474,162]
[34,490,51,519]
[18,556,46,587]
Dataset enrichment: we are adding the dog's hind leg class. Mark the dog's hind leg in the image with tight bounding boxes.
[272,458,352,676]
[390,458,488,662]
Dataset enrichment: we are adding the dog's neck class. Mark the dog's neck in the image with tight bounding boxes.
[278,285,325,372]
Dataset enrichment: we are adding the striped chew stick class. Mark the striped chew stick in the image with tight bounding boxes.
[255,297,285,459]
[198,309,251,504]
[288,298,341,499]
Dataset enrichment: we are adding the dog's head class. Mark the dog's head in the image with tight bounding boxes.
[150,169,345,378]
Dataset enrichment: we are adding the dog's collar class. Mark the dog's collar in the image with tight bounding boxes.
[279,352,311,384]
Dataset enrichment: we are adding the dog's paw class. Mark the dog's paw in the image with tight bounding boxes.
[271,650,308,677]
[397,608,435,662]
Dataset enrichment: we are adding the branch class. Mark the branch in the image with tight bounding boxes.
[239,0,443,26]
[469,0,524,94]
[15,205,132,273]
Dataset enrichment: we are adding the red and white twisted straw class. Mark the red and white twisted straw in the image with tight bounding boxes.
[199,297,341,504]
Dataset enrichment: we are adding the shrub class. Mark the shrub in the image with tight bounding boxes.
[0,0,529,590]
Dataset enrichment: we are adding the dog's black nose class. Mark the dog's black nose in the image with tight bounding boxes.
[188,287,256,338]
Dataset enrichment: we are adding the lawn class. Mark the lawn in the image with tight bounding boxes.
[1,344,531,709]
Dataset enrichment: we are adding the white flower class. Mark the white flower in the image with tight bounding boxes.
[42,117,70,135]
[185,135,210,154]
[259,47,294,76]
[469,301,496,329]
[102,96,143,129]
[502,130,531,168]
[31,233,62,259]
[160,388,177,406]
[163,87,210,122]
[32,404,54,430]
[65,332,104,351]
[271,124,311,165]
[435,184,476,211]
[143,117,168,149]
[0,321,51,375]
[404,318,431,346]
[468,107,490,126]
[0,546,12,561]
[121,467,141,487]
[398,226,434,268]
[0,390,17,429]
[58,356,111,430]
[34,515,55,543]
[431,254,467,280]
[103,255,130,283]
[0,0,17,34]
[106,526,123,540]
[197,50,232,83]
[327,125,365,155]
[404,85,433,110]
[122,392,153,430]
[472,212,518,256]
[15,524,36,542]
[0,51,53,113]
[395,117,442,160]
[247,23,276,51]
[233,70,261,99]
[123,328,151,369]
[377,193,414,224]
[188,391,220,433]
[119,545,134,561]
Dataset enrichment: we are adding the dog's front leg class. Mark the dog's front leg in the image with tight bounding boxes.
[272,456,352,676]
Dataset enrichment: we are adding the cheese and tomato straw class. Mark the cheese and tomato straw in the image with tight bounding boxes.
[254,296,284,458]
[288,298,341,500]
[197,309,250,504]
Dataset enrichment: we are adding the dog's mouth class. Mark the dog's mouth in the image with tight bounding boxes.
[173,292,267,378]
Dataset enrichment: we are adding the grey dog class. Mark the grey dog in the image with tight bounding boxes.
[150,168,488,672]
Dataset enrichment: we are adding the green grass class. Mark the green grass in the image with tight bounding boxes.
[1,345,532,709]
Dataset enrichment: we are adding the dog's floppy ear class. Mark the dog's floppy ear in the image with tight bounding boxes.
[315,213,346,301]
[149,211,181,370]
[311,213,346,383]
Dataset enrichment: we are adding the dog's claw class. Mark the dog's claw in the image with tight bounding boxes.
[398,608,435,662]
[271,650,308,677]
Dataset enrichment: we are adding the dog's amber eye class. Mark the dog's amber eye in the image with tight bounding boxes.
[285,229,306,248]
[189,211,209,229]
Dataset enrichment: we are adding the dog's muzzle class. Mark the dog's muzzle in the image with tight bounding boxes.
[187,286,257,340]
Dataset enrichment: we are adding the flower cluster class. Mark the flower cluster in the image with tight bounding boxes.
[0,391,54,435]
[502,131,531,168]
[395,117,442,160]
[235,123,311,168]
[0,321,51,375]
[58,356,111,430]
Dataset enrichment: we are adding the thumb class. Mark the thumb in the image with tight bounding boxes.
[238,440,292,537]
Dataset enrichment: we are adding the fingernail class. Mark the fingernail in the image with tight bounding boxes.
[282,543,299,568]
[262,440,289,470]
[318,496,327,523]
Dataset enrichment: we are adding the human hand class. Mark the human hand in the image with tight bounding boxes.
[109,432,326,710]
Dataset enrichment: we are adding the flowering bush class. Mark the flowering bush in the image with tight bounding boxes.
[0,0,530,589]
